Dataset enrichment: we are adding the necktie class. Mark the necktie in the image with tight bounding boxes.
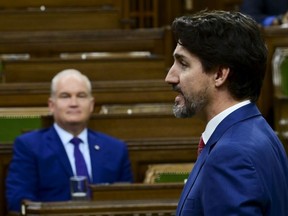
[70,137,90,181]
[197,136,205,156]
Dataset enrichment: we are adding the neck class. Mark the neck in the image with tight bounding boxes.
[58,122,86,137]
[205,93,246,123]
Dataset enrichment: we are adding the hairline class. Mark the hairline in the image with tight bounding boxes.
[50,69,92,98]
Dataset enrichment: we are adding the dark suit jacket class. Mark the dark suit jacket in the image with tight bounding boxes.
[176,103,288,215]
[6,126,133,212]
[240,0,288,24]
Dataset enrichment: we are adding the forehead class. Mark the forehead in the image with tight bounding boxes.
[55,76,89,93]
[174,44,188,54]
[174,44,201,63]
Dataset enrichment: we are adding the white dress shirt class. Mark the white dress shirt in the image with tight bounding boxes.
[53,123,92,179]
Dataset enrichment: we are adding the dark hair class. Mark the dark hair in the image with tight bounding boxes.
[172,10,267,102]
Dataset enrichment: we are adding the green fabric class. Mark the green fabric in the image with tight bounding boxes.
[0,117,41,142]
[155,172,190,183]
[280,56,288,95]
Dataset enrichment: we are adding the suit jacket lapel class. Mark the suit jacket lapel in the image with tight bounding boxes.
[87,131,106,183]
[45,126,73,177]
[208,103,261,146]
[176,144,210,214]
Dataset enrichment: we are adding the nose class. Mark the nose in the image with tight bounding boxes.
[70,96,78,106]
[165,64,178,84]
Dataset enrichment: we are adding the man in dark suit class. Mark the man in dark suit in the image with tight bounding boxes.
[240,0,288,26]
[6,69,133,212]
[165,10,288,215]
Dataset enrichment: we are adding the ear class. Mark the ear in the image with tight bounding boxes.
[48,97,54,114]
[214,66,230,87]
[89,97,95,113]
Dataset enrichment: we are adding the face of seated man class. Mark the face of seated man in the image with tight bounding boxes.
[48,70,95,136]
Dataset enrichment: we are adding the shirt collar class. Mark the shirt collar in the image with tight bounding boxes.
[202,100,251,144]
[53,123,88,145]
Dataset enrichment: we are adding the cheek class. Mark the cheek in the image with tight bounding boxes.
[89,103,94,112]
[80,103,94,116]
[180,73,195,89]
[53,106,69,118]
[88,100,94,112]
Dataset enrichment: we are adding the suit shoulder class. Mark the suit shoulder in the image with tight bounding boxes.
[15,127,51,142]
[88,129,126,146]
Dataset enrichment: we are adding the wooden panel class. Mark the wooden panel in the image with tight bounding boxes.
[0,27,172,66]
[186,0,242,12]
[158,0,183,28]
[0,28,169,54]
[123,0,159,28]
[41,113,204,140]
[0,8,121,31]
[127,137,197,182]
[0,0,182,29]
[89,114,203,139]
[223,0,243,11]
[0,0,121,9]
[90,183,183,201]
[1,56,166,83]
[0,80,176,108]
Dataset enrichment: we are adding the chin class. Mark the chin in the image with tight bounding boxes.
[173,105,195,118]
[66,120,83,125]
[173,105,185,118]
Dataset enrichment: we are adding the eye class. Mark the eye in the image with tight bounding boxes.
[179,59,189,68]
[174,54,189,70]
[59,93,70,98]
[78,93,88,98]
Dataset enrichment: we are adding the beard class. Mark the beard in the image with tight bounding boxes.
[173,97,196,118]
[172,85,208,118]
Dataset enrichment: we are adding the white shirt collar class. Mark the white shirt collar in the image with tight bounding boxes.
[202,100,251,144]
[53,123,88,145]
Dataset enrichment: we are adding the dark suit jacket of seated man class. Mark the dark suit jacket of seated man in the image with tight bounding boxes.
[240,0,288,26]
[6,69,134,212]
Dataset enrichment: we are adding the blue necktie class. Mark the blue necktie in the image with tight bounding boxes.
[70,137,90,182]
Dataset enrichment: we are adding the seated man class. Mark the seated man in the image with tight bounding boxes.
[6,69,133,212]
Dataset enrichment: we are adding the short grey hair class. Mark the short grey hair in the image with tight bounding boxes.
[50,69,92,97]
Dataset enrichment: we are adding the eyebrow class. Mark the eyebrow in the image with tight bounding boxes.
[173,52,187,61]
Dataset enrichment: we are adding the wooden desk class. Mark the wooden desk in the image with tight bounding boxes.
[0,144,13,216]
[21,199,178,216]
